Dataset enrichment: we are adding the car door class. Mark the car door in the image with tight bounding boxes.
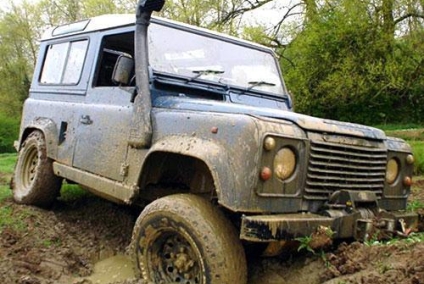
[73,46,134,182]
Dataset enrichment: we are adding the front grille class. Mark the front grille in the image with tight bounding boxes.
[305,140,387,200]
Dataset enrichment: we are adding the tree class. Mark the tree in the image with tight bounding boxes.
[280,0,424,124]
[159,0,279,35]
[0,1,39,117]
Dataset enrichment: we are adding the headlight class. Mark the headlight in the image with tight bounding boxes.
[274,147,296,181]
[386,158,399,184]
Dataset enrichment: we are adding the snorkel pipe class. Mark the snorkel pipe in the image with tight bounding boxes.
[130,0,165,148]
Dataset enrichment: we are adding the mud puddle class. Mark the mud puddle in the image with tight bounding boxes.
[77,255,134,284]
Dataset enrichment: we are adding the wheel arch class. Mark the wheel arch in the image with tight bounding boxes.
[138,136,236,208]
[18,118,58,159]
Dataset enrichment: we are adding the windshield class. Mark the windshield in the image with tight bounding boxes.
[148,22,285,96]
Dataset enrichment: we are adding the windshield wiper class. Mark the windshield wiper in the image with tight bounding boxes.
[247,80,276,91]
[188,69,225,82]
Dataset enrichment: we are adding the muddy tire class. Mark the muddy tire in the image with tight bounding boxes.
[131,194,247,284]
[13,131,61,207]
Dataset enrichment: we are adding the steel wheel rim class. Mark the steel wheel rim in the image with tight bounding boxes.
[145,230,202,284]
[21,145,38,190]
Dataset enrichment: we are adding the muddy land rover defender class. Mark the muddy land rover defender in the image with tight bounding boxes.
[13,0,417,283]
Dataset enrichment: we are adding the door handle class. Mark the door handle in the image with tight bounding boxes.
[80,115,93,125]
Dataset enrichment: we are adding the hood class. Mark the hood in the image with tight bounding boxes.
[153,96,386,140]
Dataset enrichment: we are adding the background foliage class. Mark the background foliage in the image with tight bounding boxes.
[0,0,424,153]
[281,0,424,124]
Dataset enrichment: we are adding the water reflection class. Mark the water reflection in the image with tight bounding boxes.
[83,254,134,283]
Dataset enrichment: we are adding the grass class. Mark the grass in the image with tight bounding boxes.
[59,183,89,201]
[0,153,16,175]
[407,200,424,212]
[409,141,424,175]
[0,153,16,201]
[0,185,11,201]
[0,204,32,233]
[373,123,423,132]
[385,130,424,142]
[365,232,424,246]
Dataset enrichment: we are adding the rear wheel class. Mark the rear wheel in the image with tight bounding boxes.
[13,131,61,207]
[131,194,247,284]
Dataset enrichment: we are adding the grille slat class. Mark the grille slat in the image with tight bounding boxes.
[306,181,384,189]
[311,141,387,153]
[310,152,387,165]
[308,167,385,177]
[305,140,387,200]
[309,160,386,171]
[307,174,385,184]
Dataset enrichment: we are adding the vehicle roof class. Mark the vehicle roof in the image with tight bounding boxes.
[41,14,273,53]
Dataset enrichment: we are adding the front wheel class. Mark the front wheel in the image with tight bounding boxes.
[13,131,61,207]
[131,194,247,284]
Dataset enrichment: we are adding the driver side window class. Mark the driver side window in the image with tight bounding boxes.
[94,32,134,87]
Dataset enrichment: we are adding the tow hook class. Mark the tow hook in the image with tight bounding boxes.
[326,190,417,241]
[397,218,414,237]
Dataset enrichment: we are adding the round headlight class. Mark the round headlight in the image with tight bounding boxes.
[274,147,296,181]
[386,158,399,184]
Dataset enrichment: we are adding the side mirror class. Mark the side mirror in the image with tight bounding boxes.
[112,55,134,85]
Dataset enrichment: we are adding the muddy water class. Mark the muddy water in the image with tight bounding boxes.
[82,255,134,283]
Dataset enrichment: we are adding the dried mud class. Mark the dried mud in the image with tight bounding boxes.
[1,183,424,284]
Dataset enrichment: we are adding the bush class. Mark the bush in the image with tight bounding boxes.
[410,141,424,175]
[0,113,19,153]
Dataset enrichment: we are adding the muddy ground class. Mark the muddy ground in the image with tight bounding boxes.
[1,180,424,284]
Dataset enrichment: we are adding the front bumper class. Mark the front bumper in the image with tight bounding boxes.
[240,210,418,242]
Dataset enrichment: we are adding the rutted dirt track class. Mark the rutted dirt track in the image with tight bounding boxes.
[1,183,424,284]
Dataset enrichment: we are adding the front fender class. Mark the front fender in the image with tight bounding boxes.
[144,135,238,209]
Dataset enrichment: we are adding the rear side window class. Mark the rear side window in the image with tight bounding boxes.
[40,40,88,85]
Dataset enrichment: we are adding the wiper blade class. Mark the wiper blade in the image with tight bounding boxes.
[189,69,225,81]
[247,80,276,91]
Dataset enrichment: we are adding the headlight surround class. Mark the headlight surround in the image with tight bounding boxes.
[386,158,400,184]
[273,147,296,181]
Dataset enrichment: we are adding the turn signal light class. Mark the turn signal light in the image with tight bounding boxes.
[260,167,272,181]
[403,176,412,186]
[406,154,414,165]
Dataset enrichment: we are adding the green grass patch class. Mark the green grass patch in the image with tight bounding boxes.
[407,199,424,212]
[0,185,11,201]
[0,205,30,233]
[0,153,15,201]
[365,232,424,246]
[0,206,14,232]
[59,183,89,202]
[384,129,424,141]
[0,114,19,153]
[0,153,16,174]
[373,123,423,132]
[409,141,424,175]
